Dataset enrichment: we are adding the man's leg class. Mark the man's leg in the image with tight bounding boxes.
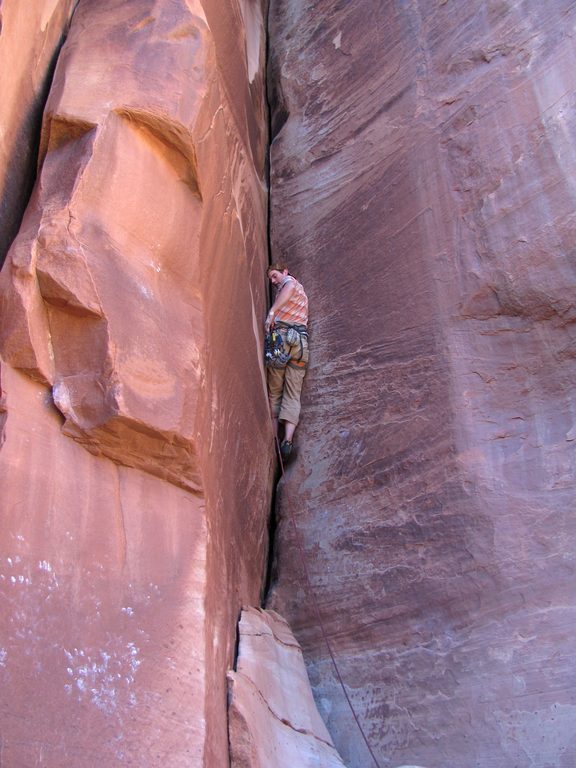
[279,331,308,447]
[278,363,307,439]
[267,366,285,437]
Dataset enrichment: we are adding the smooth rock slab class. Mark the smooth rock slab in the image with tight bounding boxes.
[228,607,347,768]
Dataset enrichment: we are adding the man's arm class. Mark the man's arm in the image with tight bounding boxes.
[265,280,295,330]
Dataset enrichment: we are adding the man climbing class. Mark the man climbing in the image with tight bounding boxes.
[265,263,309,461]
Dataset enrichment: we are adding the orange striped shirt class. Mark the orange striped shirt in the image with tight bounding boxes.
[274,276,308,327]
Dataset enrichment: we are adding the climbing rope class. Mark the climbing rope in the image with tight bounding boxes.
[272,433,382,768]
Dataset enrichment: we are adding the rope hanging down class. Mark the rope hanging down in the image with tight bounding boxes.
[271,433,382,768]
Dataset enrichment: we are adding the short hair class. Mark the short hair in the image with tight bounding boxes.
[267,262,289,275]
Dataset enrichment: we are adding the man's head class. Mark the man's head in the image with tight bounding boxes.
[267,263,289,285]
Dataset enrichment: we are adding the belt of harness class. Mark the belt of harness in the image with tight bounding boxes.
[275,321,308,365]
[270,430,382,768]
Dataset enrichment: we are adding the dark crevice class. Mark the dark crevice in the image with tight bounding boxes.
[262,470,282,603]
[231,607,242,671]
[261,0,283,606]
[0,0,81,270]
[268,70,289,142]
[264,0,291,261]
[264,0,274,266]
[266,0,289,144]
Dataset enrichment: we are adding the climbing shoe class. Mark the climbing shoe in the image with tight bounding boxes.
[280,440,293,461]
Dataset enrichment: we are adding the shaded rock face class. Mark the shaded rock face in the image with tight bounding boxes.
[228,607,346,768]
[0,0,272,765]
[0,0,77,265]
[268,2,576,767]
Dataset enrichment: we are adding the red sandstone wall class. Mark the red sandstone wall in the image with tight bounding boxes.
[0,1,272,765]
[268,2,576,767]
[4,1,576,765]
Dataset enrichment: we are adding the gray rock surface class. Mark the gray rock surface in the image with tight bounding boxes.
[267,2,576,766]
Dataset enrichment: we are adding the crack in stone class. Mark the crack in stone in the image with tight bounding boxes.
[231,670,339,752]
[242,627,302,652]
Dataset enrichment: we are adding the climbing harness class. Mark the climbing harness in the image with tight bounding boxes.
[264,322,308,369]
[264,327,291,368]
[271,432,382,768]
[278,321,308,367]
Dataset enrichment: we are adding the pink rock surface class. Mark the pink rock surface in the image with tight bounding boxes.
[0,0,272,765]
[0,364,208,766]
[268,2,576,767]
[228,607,346,768]
[0,0,76,263]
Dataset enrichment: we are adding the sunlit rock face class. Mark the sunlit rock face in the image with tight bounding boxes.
[228,608,347,768]
[267,2,576,767]
[0,0,77,264]
[0,0,272,765]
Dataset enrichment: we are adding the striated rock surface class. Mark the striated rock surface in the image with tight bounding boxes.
[0,0,77,265]
[228,607,346,768]
[0,0,272,765]
[268,2,576,767]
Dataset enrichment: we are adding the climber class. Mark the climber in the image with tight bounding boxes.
[265,263,309,461]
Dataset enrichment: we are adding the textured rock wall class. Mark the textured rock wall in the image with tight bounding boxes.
[0,0,272,765]
[0,0,77,265]
[268,2,576,767]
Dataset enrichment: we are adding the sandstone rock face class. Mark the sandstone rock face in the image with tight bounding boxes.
[268,2,576,767]
[0,0,272,765]
[228,607,346,768]
[0,0,77,265]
